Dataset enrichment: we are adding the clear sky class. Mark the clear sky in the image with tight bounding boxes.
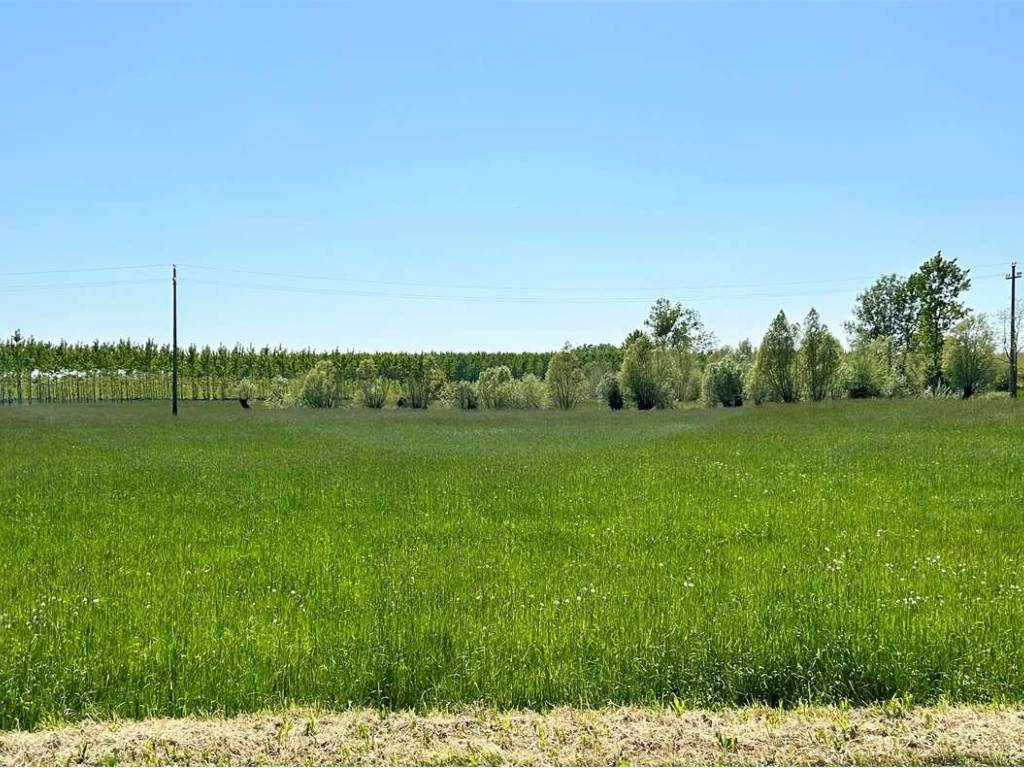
[1,2,1021,352]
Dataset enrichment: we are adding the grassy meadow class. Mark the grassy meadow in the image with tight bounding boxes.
[0,399,1022,729]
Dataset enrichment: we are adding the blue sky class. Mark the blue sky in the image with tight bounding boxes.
[1,2,1021,352]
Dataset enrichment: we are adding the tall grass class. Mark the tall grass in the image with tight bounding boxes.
[0,399,1021,728]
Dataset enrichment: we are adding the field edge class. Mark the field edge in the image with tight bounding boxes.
[3,704,1024,766]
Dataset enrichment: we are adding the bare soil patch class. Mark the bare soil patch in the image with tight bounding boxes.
[3,705,1024,765]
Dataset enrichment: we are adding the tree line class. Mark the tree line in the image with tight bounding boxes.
[0,333,619,405]
[1,251,1019,408]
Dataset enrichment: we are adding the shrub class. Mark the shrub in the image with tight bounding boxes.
[840,342,889,399]
[451,380,478,410]
[667,350,702,402]
[887,347,926,398]
[743,365,768,405]
[299,360,341,408]
[403,354,444,409]
[264,375,303,408]
[236,377,256,402]
[598,373,624,410]
[356,357,389,409]
[583,360,617,401]
[516,373,544,409]
[545,344,586,410]
[478,365,515,409]
[702,355,745,407]
[619,334,672,410]
[943,314,997,398]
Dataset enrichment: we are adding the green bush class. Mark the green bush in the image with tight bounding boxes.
[668,350,702,402]
[516,373,544,409]
[545,344,586,410]
[451,380,478,410]
[403,355,444,409]
[619,334,672,410]
[742,363,771,405]
[298,360,342,408]
[478,365,515,409]
[943,314,997,399]
[236,377,256,402]
[840,343,889,399]
[702,355,745,407]
[598,373,624,410]
[356,357,389,409]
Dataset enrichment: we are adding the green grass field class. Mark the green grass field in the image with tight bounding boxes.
[1,399,1022,729]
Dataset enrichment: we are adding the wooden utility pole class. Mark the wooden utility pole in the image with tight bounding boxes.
[172,264,179,415]
[1009,261,1021,399]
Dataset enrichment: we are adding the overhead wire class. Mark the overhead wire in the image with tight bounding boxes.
[0,260,1011,302]
[182,276,873,304]
[178,259,1014,295]
[177,262,881,293]
[0,278,165,294]
[0,263,167,277]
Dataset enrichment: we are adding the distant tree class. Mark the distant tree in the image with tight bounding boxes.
[598,372,624,410]
[845,274,919,362]
[236,377,256,404]
[840,339,890,399]
[619,334,672,410]
[478,365,515,409]
[622,328,647,350]
[943,314,997,398]
[799,309,842,401]
[645,298,714,354]
[544,344,586,410]
[907,251,971,388]
[754,311,801,403]
[356,357,389,408]
[7,330,25,403]
[735,339,756,367]
[515,373,544,408]
[451,380,478,410]
[403,354,444,409]
[299,360,340,408]
[995,298,1023,382]
[702,354,745,407]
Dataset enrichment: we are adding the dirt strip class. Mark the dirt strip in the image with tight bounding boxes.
[3,705,1024,766]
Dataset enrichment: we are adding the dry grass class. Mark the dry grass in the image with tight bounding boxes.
[3,704,1024,766]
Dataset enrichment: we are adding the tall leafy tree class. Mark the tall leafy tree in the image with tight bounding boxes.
[619,334,671,410]
[800,309,842,401]
[644,298,714,354]
[755,310,800,403]
[544,343,586,410]
[846,274,919,362]
[907,251,971,387]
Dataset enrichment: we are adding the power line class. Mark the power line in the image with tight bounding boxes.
[0,261,1007,300]
[0,278,165,294]
[177,260,1009,295]
[183,276,871,304]
[0,263,167,277]
[178,262,891,293]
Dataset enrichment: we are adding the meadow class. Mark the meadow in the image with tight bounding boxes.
[0,399,1022,730]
